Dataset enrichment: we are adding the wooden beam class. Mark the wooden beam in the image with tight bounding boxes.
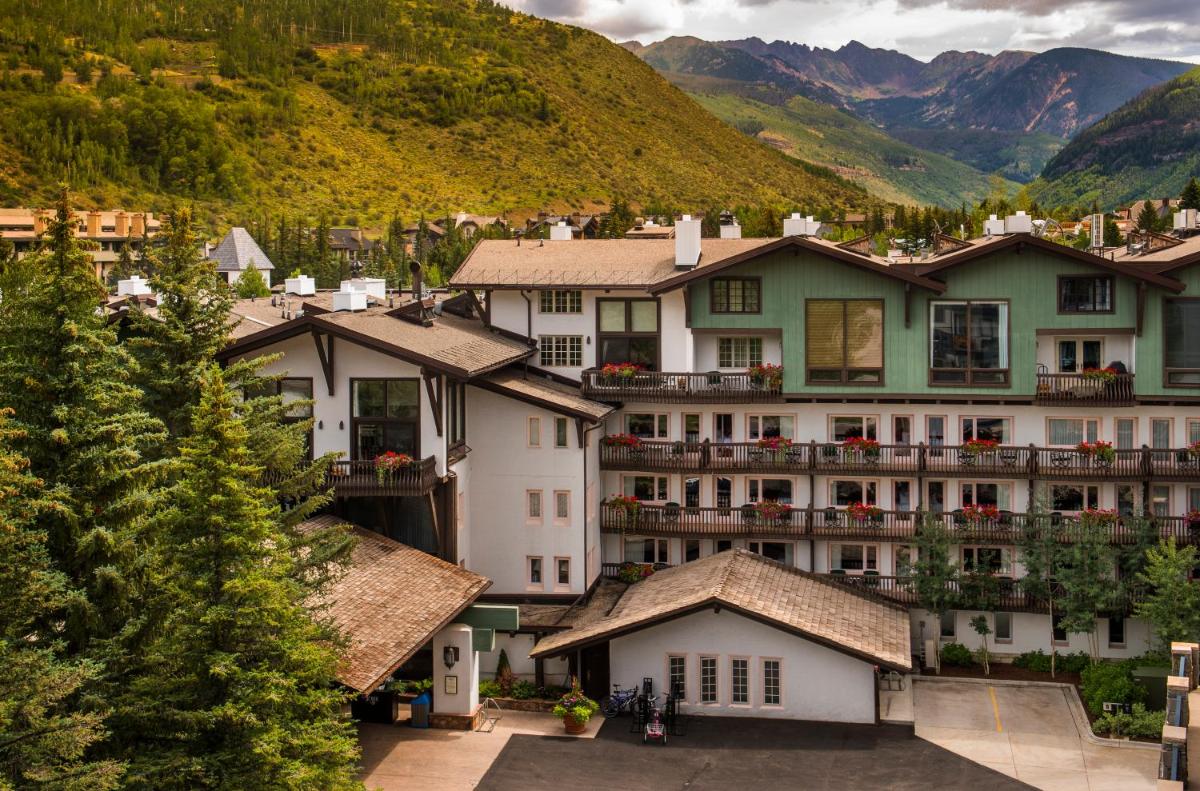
[1136,282,1146,336]
[464,289,487,326]
[423,369,444,437]
[311,330,335,396]
[575,417,585,449]
[683,284,692,328]
[426,490,442,554]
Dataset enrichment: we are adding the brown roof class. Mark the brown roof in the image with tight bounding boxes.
[451,238,770,289]
[476,368,613,422]
[1112,232,1200,270]
[304,516,491,693]
[530,550,912,671]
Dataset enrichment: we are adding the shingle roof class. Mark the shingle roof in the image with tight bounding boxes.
[303,516,491,693]
[477,368,613,421]
[209,227,275,272]
[530,550,912,671]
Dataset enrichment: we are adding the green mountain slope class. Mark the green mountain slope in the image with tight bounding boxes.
[0,1,865,226]
[1031,67,1200,209]
[672,75,1015,205]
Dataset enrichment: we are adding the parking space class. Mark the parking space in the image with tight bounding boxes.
[913,679,1158,791]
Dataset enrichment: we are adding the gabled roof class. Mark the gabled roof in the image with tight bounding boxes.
[303,516,490,693]
[530,550,912,672]
[914,233,1185,292]
[209,227,275,272]
[648,235,946,295]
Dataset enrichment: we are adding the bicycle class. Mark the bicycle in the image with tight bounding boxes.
[601,684,639,718]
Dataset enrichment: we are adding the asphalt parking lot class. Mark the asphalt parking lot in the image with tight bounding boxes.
[477,715,1033,790]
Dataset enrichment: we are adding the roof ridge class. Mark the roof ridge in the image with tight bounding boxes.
[712,549,744,598]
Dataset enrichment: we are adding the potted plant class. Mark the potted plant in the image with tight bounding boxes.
[1079,507,1118,528]
[374,451,414,486]
[843,436,881,462]
[1077,440,1116,466]
[552,681,599,734]
[607,495,641,524]
[756,435,792,462]
[753,500,791,522]
[846,501,883,525]
[1081,366,1118,384]
[962,438,999,460]
[616,562,654,584]
[747,363,784,390]
[601,433,643,454]
[1189,440,1200,459]
[600,362,641,383]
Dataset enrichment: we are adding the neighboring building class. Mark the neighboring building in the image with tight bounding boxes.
[328,227,378,265]
[526,212,601,240]
[402,220,446,255]
[0,207,160,281]
[207,227,276,287]
[454,212,507,239]
[624,219,674,239]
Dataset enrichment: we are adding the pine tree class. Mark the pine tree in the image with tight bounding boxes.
[234,263,271,298]
[0,411,124,790]
[1057,517,1116,660]
[1136,201,1161,233]
[913,514,960,667]
[0,190,167,652]
[1181,178,1200,212]
[128,207,235,439]
[108,242,136,288]
[119,368,359,789]
[1019,510,1064,676]
[1136,539,1200,654]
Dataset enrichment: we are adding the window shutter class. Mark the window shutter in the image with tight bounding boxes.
[806,300,845,367]
[846,300,883,368]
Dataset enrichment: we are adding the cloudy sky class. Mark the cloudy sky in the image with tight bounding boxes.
[507,0,1200,63]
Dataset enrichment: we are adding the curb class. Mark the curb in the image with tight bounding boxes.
[911,675,1159,751]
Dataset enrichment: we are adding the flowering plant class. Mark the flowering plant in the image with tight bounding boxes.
[551,680,600,725]
[756,436,793,450]
[962,438,999,455]
[846,502,883,521]
[1189,440,1200,458]
[753,500,791,520]
[616,562,654,584]
[843,436,881,458]
[962,504,1001,523]
[1081,366,1118,383]
[601,362,642,379]
[1079,507,1118,526]
[601,433,642,449]
[607,495,641,515]
[1186,510,1200,525]
[748,363,784,389]
[374,451,413,485]
[1076,440,1116,463]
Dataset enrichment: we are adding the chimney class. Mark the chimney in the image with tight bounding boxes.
[549,220,573,241]
[86,210,101,237]
[332,283,368,312]
[115,211,129,237]
[983,214,1005,236]
[674,214,702,269]
[783,212,819,237]
[33,209,49,235]
[1004,211,1033,234]
[410,259,423,301]
[285,274,316,296]
[131,212,145,237]
[719,209,741,239]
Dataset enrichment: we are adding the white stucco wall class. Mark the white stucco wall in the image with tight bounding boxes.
[478,633,572,687]
[608,608,878,722]
[913,609,1154,661]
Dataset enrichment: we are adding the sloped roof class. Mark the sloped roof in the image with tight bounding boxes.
[303,516,491,693]
[209,227,275,272]
[530,550,912,671]
[476,368,613,422]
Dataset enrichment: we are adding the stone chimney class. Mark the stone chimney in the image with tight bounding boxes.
[131,212,145,237]
[86,210,101,237]
[115,211,129,237]
[674,214,702,269]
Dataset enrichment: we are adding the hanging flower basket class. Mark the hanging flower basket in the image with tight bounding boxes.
[847,502,883,523]
[607,495,641,519]
[600,362,642,382]
[1076,440,1116,465]
[747,363,784,390]
[616,562,654,584]
[843,436,881,461]
[1188,440,1200,459]
[1081,366,1118,384]
[753,500,791,522]
[374,451,414,486]
[961,504,1000,524]
[962,438,999,456]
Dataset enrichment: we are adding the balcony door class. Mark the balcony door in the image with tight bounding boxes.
[350,379,420,460]
[1057,338,1103,373]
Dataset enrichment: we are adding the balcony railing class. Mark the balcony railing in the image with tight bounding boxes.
[326,457,438,497]
[600,502,1200,545]
[600,439,1200,481]
[1035,372,1136,407]
[581,369,782,403]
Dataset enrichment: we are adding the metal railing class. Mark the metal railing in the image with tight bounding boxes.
[1035,372,1136,407]
[581,369,782,403]
[326,457,438,497]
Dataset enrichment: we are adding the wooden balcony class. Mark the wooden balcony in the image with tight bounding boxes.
[601,502,1200,546]
[326,457,438,497]
[1035,372,1135,407]
[600,439,1200,482]
[581,369,782,403]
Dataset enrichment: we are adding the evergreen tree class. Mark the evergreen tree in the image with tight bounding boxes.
[1103,217,1124,247]
[109,242,136,288]
[0,190,167,652]
[913,514,960,667]
[0,412,123,790]
[234,264,271,298]
[119,368,359,789]
[1135,539,1200,654]
[1057,517,1117,659]
[1136,201,1161,233]
[1181,178,1200,212]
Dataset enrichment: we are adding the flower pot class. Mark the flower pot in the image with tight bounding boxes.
[563,715,587,734]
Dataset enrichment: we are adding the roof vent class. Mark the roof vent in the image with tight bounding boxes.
[1004,211,1033,234]
[674,214,702,268]
[285,274,315,296]
[549,221,573,241]
[719,210,742,239]
[332,284,368,312]
[783,213,820,237]
[340,277,386,300]
[983,214,1005,236]
[1175,208,1199,234]
[117,275,152,297]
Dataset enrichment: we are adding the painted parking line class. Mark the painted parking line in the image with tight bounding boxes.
[988,686,1003,733]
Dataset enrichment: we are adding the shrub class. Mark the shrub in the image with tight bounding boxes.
[509,680,537,700]
[1092,704,1163,739]
[1058,652,1093,675]
[1080,662,1145,717]
[478,680,503,698]
[940,642,974,667]
[1012,650,1091,674]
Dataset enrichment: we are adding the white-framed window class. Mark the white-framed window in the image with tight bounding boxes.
[748,478,794,504]
[927,415,947,447]
[527,556,543,587]
[748,414,794,440]
[961,546,1013,576]
[1047,417,1099,446]
[555,557,571,587]
[538,289,582,314]
[718,336,763,368]
[830,415,878,441]
[994,612,1013,643]
[762,658,781,706]
[1049,483,1099,512]
[961,416,1011,444]
[699,656,718,704]
[1116,417,1137,449]
[625,413,669,439]
[1056,338,1104,373]
[831,479,878,506]
[623,475,668,502]
[1151,418,1173,449]
[894,480,914,512]
[668,655,687,699]
[526,490,543,521]
[960,481,1011,509]
[830,543,878,573]
[539,335,583,367]
[1151,485,1171,518]
[748,541,794,565]
[624,537,668,564]
[1187,419,1200,446]
[554,490,571,522]
[730,658,749,705]
[554,416,569,448]
[527,416,541,447]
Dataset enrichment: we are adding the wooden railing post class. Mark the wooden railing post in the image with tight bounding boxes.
[918,441,926,473]
[1027,443,1038,478]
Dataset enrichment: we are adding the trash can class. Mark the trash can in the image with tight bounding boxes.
[410,692,431,728]
[1133,666,1169,712]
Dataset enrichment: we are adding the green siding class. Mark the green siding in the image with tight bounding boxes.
[689,247,1173,397]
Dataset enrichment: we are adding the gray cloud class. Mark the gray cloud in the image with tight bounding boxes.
[895,0,1200,22]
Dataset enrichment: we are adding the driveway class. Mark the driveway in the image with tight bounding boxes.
[913,679,1158,791]
[478,715,1031,790]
